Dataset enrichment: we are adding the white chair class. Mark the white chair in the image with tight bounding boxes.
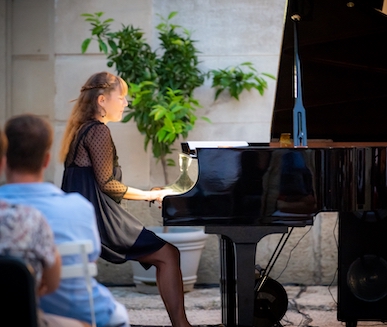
[57,240,97,327]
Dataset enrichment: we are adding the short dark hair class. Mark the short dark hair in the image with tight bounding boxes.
[5,114,53,173]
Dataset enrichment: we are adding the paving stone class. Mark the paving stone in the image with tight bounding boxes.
[108,285,387,327]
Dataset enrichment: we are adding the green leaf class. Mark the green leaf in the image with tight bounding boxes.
[262,72,276,80]
[103,18,114,24]
[108,39,117,53]
[85,18,100,23]
[98,39,108,54]
[214,88,223,100]
[166,159,176,167]
[168,11,178,20]
[81,38,92,53]
[130,97,139,106]
[201,116,212,123]
[171,39,184,46]
[156,23,166,30]
[163,118,175,132]
[129,83,141,93]
[92,25,104,35]
[121,111,135,122]
[153,109,166,120]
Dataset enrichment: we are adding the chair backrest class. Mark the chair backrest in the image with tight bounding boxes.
[57,240,97,327]
[0,256,38,327]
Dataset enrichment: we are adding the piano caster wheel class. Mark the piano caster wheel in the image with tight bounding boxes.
[345,321,357,327]
[253,277,288,327]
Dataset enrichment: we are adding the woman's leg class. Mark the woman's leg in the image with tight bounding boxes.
[137,243,192,327]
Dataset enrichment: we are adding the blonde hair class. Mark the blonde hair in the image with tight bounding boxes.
[59,72,128,162]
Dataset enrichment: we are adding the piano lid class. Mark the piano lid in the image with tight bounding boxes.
[271,0,387,142]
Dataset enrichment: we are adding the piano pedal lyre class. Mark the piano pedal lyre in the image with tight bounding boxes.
[253,229,295,327]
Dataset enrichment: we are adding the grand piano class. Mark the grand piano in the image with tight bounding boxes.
[162,1,387,326]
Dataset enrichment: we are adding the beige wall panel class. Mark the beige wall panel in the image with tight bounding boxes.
[255,213,339,286]
[12,0,51,55]
[153,0,285,56]
[196,234,220,284]
[183,121,272,143]
[12,58,54,117]
[319,212,338,285]
[0,1,7,122]
[55,0,152,54]
[53,124,66,185]
[256,225,316,285]
[110,121,152,189]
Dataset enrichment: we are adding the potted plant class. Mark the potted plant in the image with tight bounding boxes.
[81,11,208,184]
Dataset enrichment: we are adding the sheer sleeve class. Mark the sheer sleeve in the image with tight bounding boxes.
[84,123,128,202]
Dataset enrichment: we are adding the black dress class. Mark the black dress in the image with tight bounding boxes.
[61,120,166,264]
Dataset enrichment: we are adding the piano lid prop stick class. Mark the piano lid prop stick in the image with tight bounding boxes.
[292,15,308,147]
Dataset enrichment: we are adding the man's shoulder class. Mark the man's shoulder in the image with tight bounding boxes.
[60,192,95,210]
[41,184,94,212]
[0,199,47,223]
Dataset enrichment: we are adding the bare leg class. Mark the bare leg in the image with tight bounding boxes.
[137,243,192,327]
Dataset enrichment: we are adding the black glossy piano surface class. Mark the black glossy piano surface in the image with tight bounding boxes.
[164,142,387,227]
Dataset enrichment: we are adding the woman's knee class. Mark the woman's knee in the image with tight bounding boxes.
[157,242,180,265]
[139,242,180,266]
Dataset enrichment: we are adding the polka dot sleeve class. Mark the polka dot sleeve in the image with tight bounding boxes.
[83,123,128,202]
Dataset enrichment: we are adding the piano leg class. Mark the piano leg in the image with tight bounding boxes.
[205,226,289,327]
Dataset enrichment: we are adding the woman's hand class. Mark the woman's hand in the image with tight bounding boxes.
[149,189,175,206]
[124,186,175,204]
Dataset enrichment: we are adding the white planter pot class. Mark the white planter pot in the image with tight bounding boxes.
[131,226,208,294]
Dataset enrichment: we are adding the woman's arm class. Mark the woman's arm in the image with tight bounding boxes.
[85,124,130,201]
[123,186,172,203]
[86,123,172,203]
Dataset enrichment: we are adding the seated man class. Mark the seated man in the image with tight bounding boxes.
[0,127,90,327]
[0,114,129,327]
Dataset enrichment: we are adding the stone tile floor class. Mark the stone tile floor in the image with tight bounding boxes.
[108,285,387,327]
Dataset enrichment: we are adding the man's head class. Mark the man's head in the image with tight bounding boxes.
[5,114,53,174]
